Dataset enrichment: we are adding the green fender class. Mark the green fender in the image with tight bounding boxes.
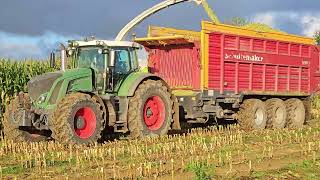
[117,72,169,97]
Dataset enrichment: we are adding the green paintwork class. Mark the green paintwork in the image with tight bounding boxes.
[140,67,148,73]
[116,71,150,97]
[34,68,93,110]
[31,46,156,111]
[68,76,93,92]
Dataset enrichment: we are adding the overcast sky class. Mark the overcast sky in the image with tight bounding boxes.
[0,0,319,59]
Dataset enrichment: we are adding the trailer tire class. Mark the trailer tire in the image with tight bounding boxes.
[51,93,105,145]
[265,98,287,129]
[285,98,305,129]
[303,98,312,124]
[128,80,172,138]
[237,99,267,131]
[2,93,49,142]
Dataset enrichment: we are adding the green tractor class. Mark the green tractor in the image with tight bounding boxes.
[2,0,208,144]
[3,39,177,144]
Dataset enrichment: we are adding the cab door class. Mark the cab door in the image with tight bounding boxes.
[106,47,139,92]
[110,48,132,91]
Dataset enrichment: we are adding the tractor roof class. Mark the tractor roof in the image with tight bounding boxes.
[72,40,142,48]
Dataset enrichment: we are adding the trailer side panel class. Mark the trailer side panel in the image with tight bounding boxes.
[147,43,201,90]
[208,32,314,96]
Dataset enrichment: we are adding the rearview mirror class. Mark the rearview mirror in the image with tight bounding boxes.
[109,50,115,67]
[49,51,55,68]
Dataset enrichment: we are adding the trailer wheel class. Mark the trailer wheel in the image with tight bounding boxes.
[303,98,312,123]
[2,93,49,142]
[51,93,105,145]
[237,99,267,130]
[265,98,287,129]
[128,80,172,138]
[285,98,305,128]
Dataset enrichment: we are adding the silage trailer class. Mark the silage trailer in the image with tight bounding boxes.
[135,21,319,130]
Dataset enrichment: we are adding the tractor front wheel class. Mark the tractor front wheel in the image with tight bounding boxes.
[128,80,172,138]
[51,93,105,144]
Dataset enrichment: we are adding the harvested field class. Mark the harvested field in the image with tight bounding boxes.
[1,121,320,179]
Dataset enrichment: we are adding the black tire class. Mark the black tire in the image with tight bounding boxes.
[3,93,49,142]
[303,97,312,123]
[285,98,305,129]
[128,80,172,138]
[51,93,105,144]
[237,99,267,130]
[265,98,287,129]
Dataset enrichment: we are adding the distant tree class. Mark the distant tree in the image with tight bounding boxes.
[226,17,249,26]
[315,31,320,45]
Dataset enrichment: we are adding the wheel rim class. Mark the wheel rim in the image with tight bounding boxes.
[74,107,97,139]
[254,108,264,126]
[143,96,165,131]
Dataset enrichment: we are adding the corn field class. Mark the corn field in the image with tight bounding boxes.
[0,59,56,127]
[1,124,320,179]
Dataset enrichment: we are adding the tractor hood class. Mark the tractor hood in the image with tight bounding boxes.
[27,71,63,101]
[28,68,93,107]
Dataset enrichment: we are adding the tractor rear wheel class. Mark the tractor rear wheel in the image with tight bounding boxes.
[2,93,49,142]
[128,80,172,138]
[237,99,267,131]
[51,93,105,144]
[285,98,305,128]
[265,98,287,129]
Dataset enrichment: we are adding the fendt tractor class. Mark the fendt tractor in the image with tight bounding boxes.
[3,0,320,144]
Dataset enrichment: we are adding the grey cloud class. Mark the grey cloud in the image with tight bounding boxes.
[0,0,319,59]
[0,31,80,59]
[1,0,319,37]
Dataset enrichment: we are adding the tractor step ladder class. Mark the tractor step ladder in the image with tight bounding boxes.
[114,121,128,133]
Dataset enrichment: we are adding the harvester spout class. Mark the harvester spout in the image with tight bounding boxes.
[115,0,220,41]
[198,0,220,24]
[115,0,188,41]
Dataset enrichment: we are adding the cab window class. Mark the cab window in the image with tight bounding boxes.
[129,48,139,70]
[114,49,131,74]
[77,47,106,72]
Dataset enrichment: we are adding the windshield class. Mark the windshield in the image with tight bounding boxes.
[77,47,105,71]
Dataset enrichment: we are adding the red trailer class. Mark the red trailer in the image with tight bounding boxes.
[136,22,320,130]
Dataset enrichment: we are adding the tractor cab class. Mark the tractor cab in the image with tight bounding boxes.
[65,39,142,93]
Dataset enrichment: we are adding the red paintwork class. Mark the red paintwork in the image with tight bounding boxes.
[147,43,201,90]
[143,96,165,131]
[208,32,320,95]
[144,33,320,96]
[74,107,97,139]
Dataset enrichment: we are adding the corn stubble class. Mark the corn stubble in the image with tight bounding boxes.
[0,123,319,179]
